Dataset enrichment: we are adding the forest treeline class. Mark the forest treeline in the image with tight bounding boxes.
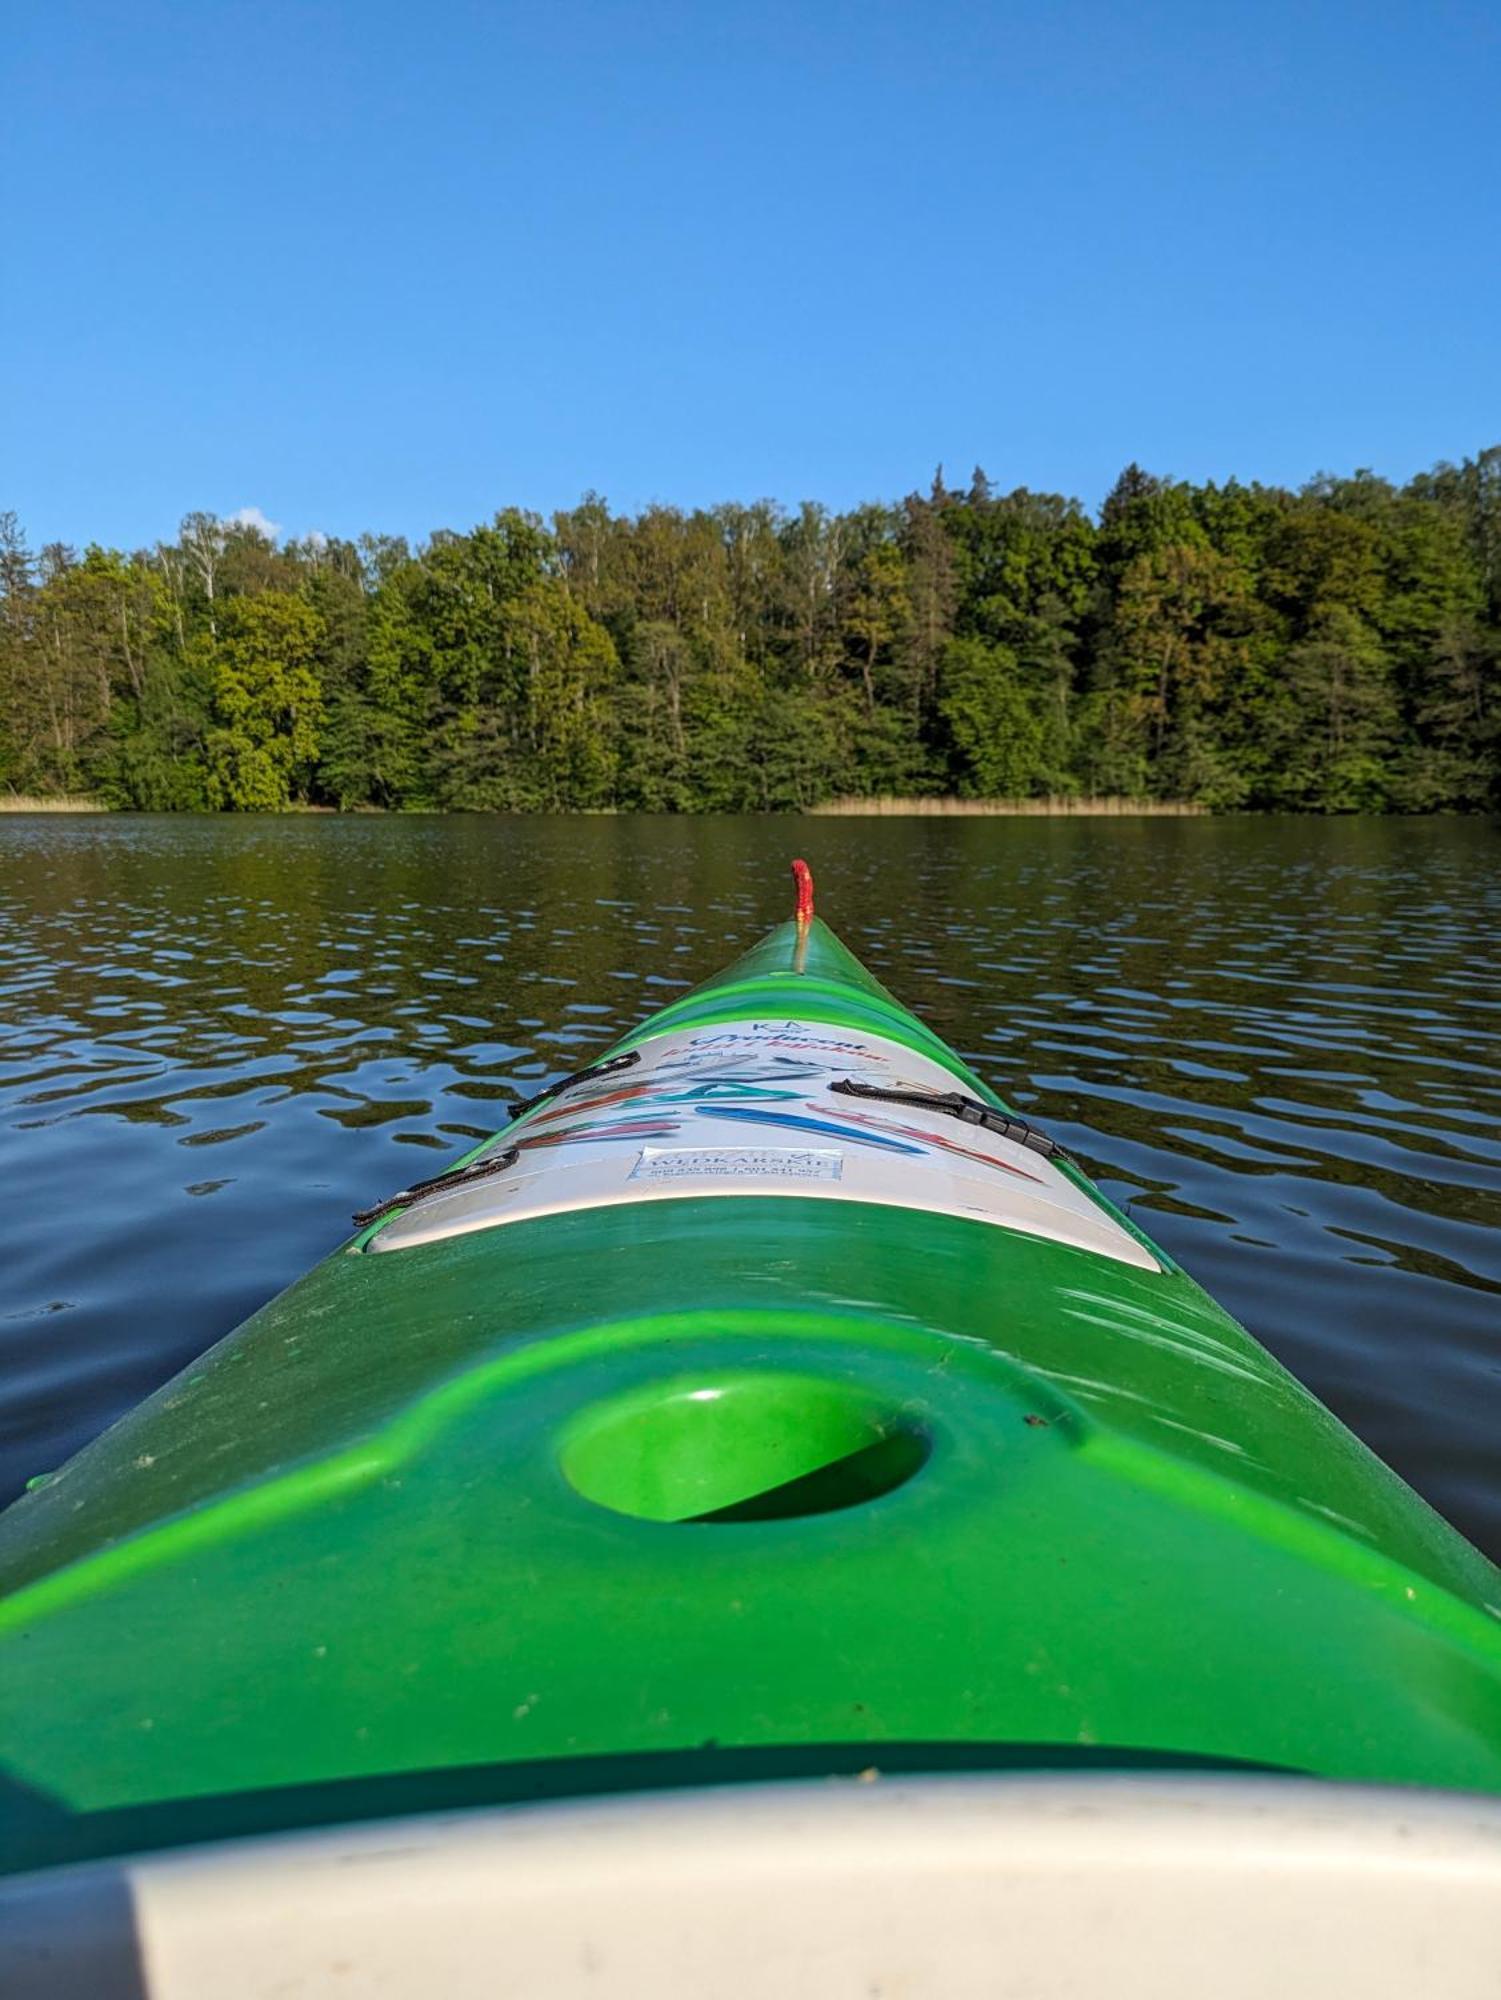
[2,451,1498,814]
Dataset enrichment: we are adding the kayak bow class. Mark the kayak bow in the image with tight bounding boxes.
[3,865,1501,1986]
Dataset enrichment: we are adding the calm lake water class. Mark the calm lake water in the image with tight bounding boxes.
[1,814,1499,1558]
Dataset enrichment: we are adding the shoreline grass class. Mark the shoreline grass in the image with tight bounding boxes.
[0,795,110,813]
[806,795,1205,817]
[0,793,1210,818]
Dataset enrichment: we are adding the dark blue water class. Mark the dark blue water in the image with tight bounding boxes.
[2,814,1498,1556]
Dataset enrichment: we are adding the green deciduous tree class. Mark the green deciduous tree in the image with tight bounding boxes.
[938,637,1046,797]
[205,594,326,810]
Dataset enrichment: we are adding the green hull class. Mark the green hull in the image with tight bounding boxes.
[4,914,1501,1874]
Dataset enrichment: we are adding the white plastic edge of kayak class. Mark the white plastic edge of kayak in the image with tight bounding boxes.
[4,1776,1501,1999]
[369,1020,1157,1270]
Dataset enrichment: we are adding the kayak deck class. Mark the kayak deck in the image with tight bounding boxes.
[2,904,1501,1880]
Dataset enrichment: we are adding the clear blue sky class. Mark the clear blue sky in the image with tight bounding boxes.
[5,0,1498,551]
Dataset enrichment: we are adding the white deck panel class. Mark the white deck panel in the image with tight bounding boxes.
[369,1020,1154,1269]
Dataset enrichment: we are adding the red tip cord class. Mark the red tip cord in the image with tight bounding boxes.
[791,858,815,923]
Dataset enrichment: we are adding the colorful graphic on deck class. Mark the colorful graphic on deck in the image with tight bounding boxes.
[369,1019,1156,1271]
[511,1036,1039,1175]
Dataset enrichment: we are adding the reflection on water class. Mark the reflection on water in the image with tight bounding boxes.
[1,815,1498,1555]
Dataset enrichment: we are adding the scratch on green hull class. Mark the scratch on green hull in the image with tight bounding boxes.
[3,916,1500,1872]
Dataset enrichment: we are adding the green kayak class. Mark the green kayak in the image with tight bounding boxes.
[4,866,1501,1991]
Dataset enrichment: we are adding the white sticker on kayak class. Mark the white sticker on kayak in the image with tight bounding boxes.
[368,1018,1155,1270]
[631,1146,843,1182]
